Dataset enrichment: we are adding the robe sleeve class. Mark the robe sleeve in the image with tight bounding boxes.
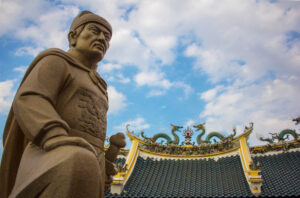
[13,55,73,146]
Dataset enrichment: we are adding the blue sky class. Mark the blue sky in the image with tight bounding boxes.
[1,0,300,153]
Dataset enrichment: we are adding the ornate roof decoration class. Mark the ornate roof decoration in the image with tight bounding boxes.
[138,122,246,146]
[141,124,183,145]
[293,116,300,125]
[183,127,193,145]
[259,117,300,143]
[251,140,300,154]
[193,122,240,144]
[126,122,253,157]
[259,129,299,144]
[251,117,300,154]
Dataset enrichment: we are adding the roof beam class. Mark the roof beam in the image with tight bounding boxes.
[239,136,263,196]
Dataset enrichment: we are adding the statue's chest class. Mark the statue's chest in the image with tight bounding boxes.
[58,68,108,141]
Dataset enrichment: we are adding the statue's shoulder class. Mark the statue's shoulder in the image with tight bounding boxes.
[21,48,75,83]
[35,48,72,64]
[35,48,89,72]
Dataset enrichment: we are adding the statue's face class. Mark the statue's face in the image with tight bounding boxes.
[74,22,111,61]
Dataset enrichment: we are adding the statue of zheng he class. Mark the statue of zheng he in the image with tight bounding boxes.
[0,11,126,198]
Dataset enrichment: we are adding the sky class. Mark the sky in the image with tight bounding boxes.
[0,0,300,154]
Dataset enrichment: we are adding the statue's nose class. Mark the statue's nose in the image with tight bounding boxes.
[98,31,105,40]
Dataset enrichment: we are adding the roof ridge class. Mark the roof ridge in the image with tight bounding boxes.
[138,149,240,161]
[251,147,300,157]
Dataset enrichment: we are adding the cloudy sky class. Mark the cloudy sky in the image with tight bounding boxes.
[0,0,300,152]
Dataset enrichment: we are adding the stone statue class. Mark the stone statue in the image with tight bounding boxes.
[0,11,126,198]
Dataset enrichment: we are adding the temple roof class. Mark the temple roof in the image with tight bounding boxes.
[106,149,300,198]
[105,120,300,198]
[113,155,251,197]
[253,150,300,197]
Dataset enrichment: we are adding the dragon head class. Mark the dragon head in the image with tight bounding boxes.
[125,124,131,133]
[232,126,237,133]
[293,117,300,125]
[244,122,254,132]
[170,124,183,132]
[269,132,280,140]
[140,129,145,135]
[193,122,206,131]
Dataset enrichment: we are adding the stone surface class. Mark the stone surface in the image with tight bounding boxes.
[0,10,125,198]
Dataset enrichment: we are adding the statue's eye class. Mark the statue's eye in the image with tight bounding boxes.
[89,27,99,35]
[104,33,111,41]
[92,30,99,35]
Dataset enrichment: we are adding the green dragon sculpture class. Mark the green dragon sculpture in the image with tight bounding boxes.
[260,129,299,143]
[260,117,300,143]
[141,124,183,145]
[293,116,300,125]
[193,123,209,144]
[193,122,237,145]
[223,127,237,141]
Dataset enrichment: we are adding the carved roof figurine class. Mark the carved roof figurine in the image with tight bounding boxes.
[140,124,183,145]
[260,118,300,144]
[293,116,300,125]
[0,10,126,198]
[193,122,237,145]
[183,127,194,145]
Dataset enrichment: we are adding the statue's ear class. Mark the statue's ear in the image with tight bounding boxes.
[68,31,77,47]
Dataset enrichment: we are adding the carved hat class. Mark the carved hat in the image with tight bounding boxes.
[69,10,112,35]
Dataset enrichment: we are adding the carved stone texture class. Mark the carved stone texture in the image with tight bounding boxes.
[0,10,119,198]
[78,88,107,140]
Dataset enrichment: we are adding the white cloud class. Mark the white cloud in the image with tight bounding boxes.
[135,71,172,89]
[6,2,79,56]
[98,63,122,74]
[135,71,192,98]
[200,85,224,102]
[15,47,45,57]
[105,28,154,70]
[183,1,300,85]
[13,66,28,75]
[172,0,300,145]
[0,1,80,56]
[101,72,131,84]
[98,63,131,84]
[114,117,150,132]
[107,86,127,114]
[0,80,15,114]
[128,1,182,65]
[173,82,193,99]
[116,73,131,84]
[199,77,300,145]
[147,89,166,97]
[184,119,195,128]
[20,6,78,50]
[0,0,47,36]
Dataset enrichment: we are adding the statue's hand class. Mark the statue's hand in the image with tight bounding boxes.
[42,136,97,156]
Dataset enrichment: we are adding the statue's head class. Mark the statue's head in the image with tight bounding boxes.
[68,11,112,62]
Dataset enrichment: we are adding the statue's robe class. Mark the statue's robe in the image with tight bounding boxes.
[0,48,108,198]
